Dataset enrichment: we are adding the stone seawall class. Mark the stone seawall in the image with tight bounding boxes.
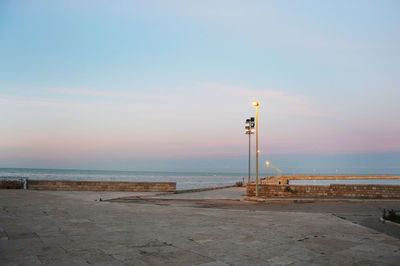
[262,175,400,185]
[0,180,23,189]
[247,184,400,199]
[26,180,176,192]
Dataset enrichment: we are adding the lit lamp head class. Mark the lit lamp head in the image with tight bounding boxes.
[251,100,259,107]
[266,161,270,166]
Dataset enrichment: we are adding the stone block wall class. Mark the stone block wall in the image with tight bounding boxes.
[27,180,176,192]
[262,175,400,185]
[0,180,23,189]
[247,184,400,198]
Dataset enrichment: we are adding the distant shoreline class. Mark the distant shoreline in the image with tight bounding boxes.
[1,167,400,176]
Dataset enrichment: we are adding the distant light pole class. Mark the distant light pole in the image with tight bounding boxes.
[266,161,270,179]
[252,100,259,196]
[245,118,255,184]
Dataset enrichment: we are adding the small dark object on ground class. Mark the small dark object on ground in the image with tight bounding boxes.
[383,209,400,224]
[236,181,243,187]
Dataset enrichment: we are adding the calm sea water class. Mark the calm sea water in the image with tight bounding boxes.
[0,168,244,190]
[1,168,400,189]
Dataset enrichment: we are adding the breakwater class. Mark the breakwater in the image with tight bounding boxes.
[262,175,400,185]
[0,179,176,192]
[247,183,400,199]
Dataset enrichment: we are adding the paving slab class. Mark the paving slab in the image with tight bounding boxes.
[1,190,400,265]
[152,187,246,200]
[38,190,165,202]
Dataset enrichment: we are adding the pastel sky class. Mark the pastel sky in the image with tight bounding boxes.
[1,0,399,172]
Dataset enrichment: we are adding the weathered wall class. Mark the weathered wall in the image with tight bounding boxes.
[0,180,23,189]
[247,184,400,198]
[262,175,400,185]
[27,180,176,192]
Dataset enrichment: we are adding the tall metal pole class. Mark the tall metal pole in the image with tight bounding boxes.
[248,132,251,184]
[245,118,254,185]
[255,106,259,197]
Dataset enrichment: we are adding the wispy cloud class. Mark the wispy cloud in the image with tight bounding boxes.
[0,95,72,108]
[203,83,323,117]
[3,83,322,118]
[48,88,158,100]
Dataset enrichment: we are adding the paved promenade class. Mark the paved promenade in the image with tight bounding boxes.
[1,188,400,265]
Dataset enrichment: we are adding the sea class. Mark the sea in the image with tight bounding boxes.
[0,168,244,190]
[1,168,400,190]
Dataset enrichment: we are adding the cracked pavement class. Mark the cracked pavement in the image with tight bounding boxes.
[1,188,400,265]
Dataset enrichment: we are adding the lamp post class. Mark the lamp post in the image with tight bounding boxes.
[245,118,255,184]
[252,100,259,197]
[266,161,270,179]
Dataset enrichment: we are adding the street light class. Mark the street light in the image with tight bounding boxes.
[266,161,270,179]
[245,117,255,184]
[251,100,259,197]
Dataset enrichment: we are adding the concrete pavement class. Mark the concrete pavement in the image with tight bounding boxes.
[1,188,400,265]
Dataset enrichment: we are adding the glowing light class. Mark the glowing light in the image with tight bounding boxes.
[252,100,259,107]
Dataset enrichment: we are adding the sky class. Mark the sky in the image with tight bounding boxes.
[0,0,399,173]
